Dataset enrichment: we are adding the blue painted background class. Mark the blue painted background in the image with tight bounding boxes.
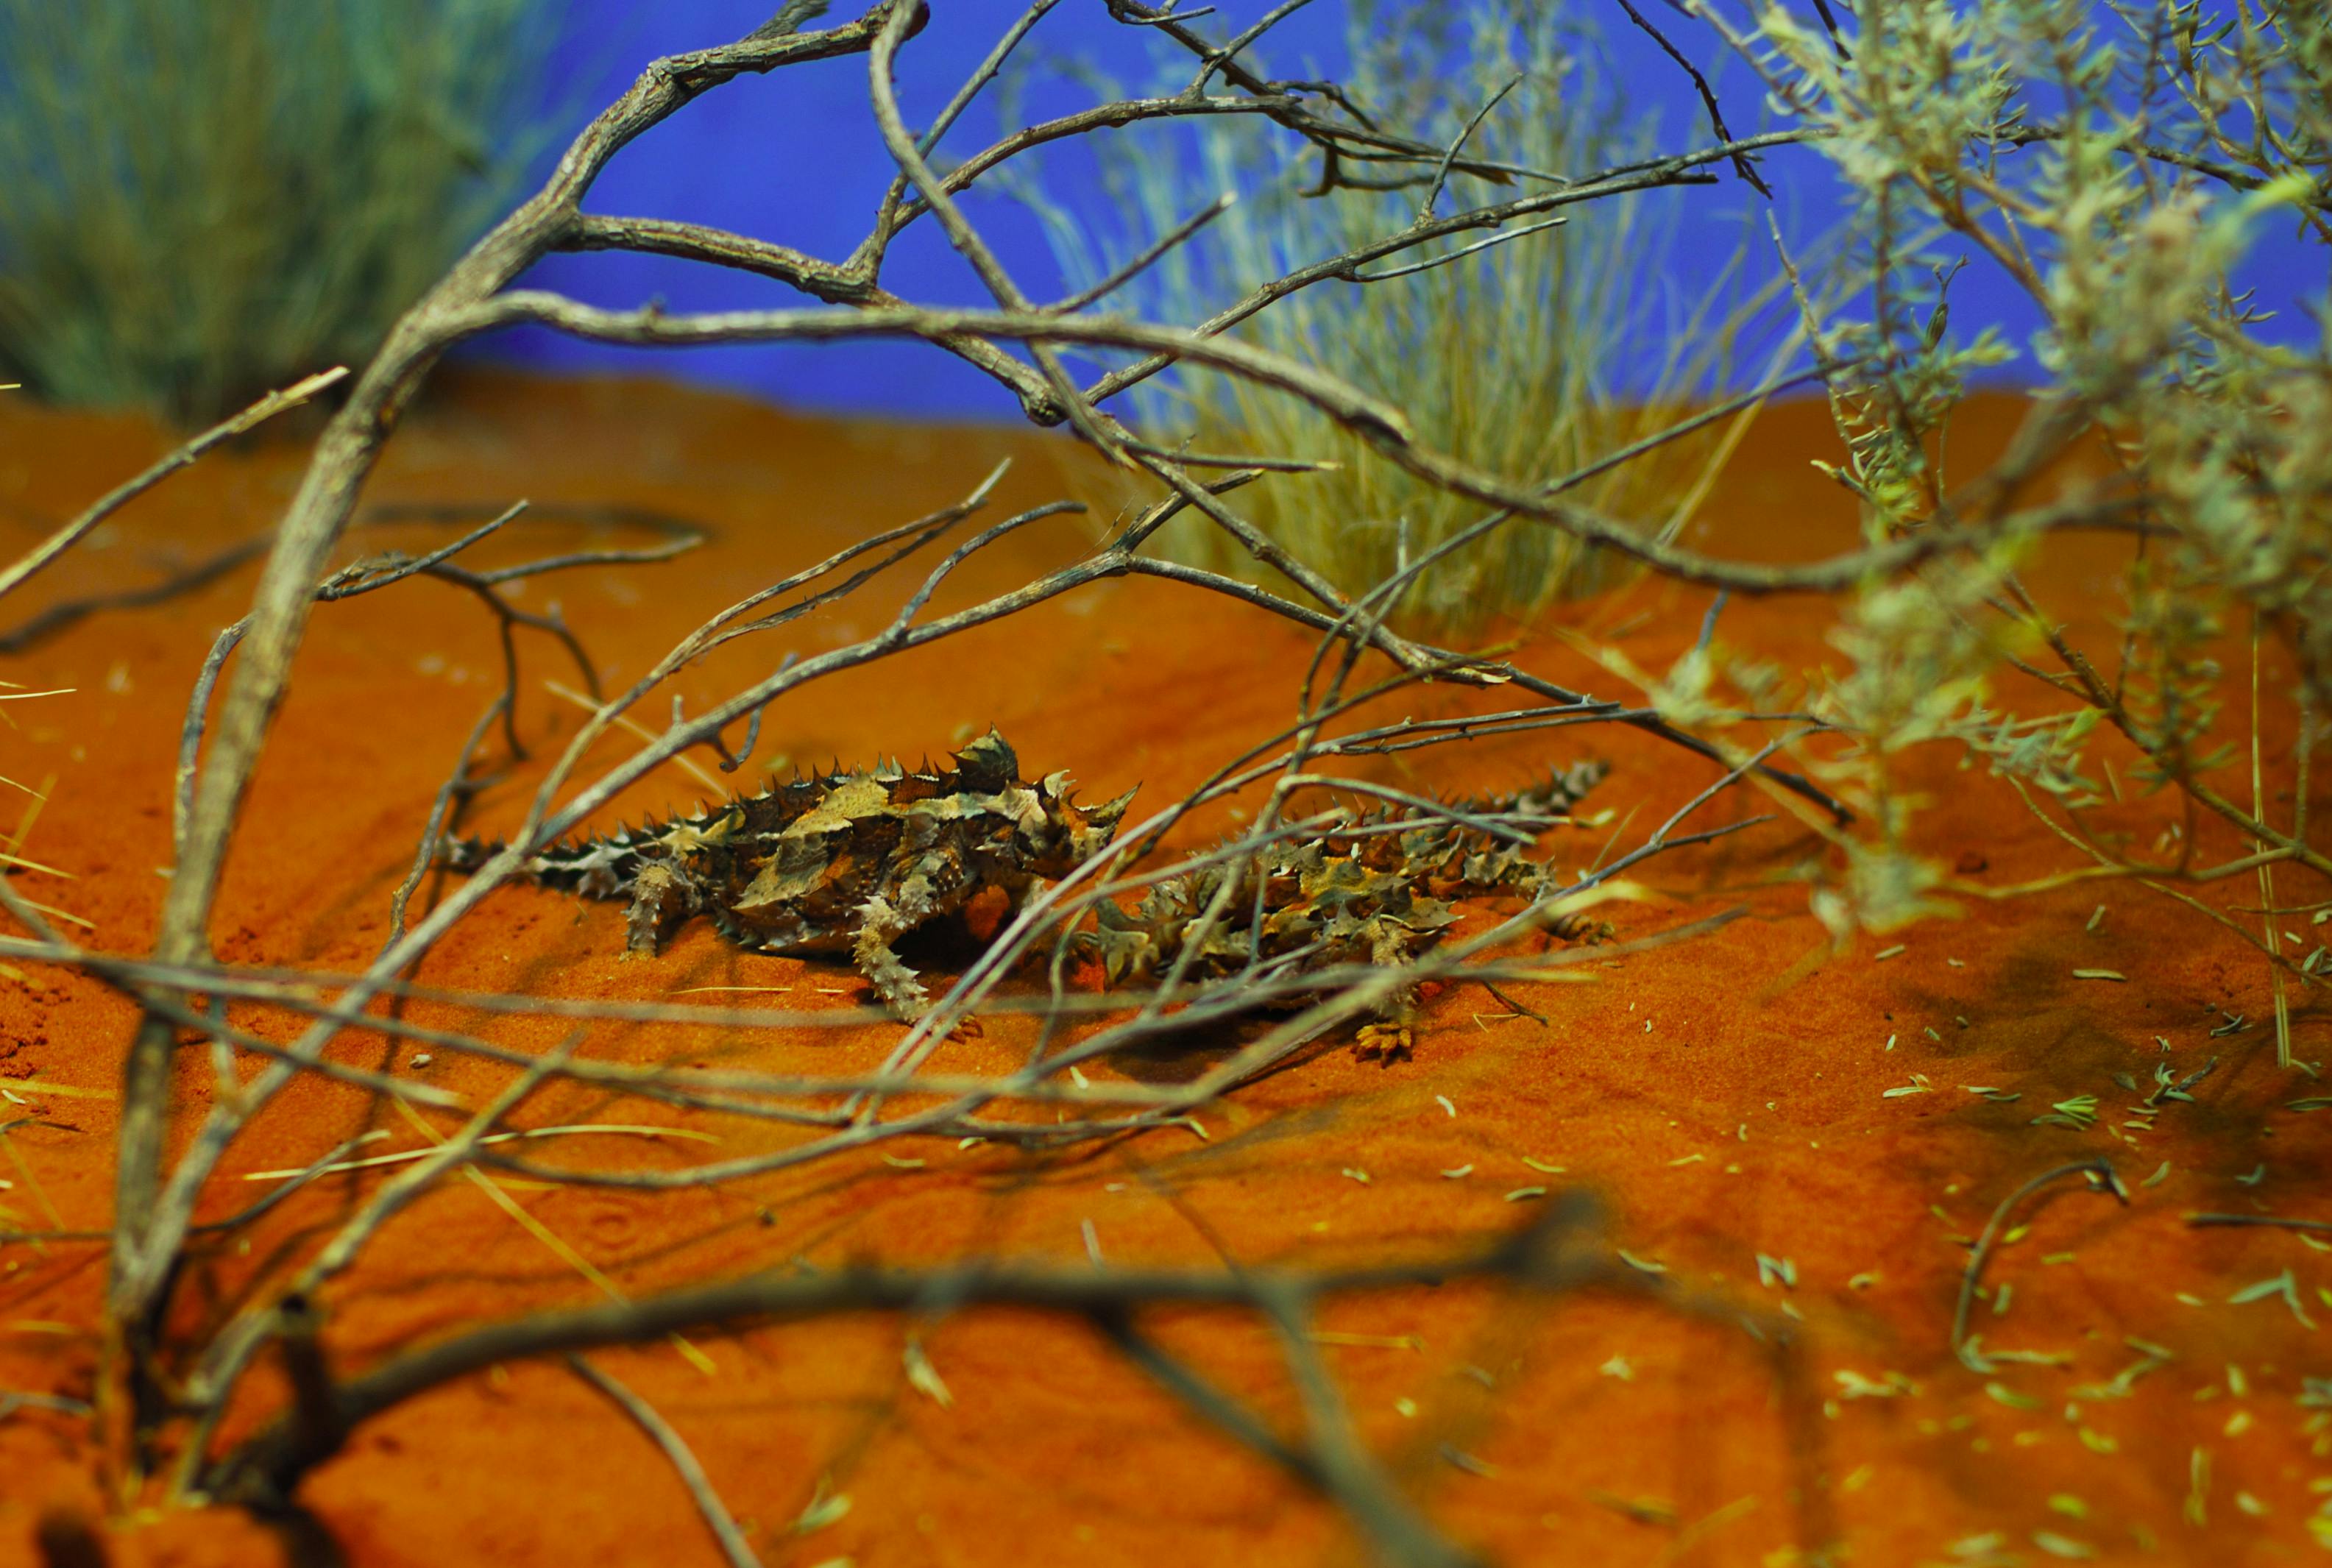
[472,3,2323,421]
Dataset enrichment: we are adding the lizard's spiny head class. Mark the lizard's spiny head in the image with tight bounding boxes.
[951,728,1018,793]
[1023,772,1137,873]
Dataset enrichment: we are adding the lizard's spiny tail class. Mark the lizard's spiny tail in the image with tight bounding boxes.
[436,834,502,873]
[436,831,643,900]
[1470,758,1609,822]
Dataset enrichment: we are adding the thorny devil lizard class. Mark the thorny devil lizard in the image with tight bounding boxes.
[444,731,1130,1022]
[443,730,1608,1044]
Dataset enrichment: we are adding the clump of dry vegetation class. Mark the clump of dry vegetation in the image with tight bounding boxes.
[0,1,2326,1563]
[1022,0,1789,625]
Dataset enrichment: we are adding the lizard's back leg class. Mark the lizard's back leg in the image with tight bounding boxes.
[1352,917,1429,1064]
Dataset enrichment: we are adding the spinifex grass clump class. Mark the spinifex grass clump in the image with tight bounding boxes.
[1034,0,1773,631]
[0,0,561,425]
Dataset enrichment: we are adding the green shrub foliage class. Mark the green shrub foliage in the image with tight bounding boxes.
[0,0,559,423]
[1692,1,2330,957]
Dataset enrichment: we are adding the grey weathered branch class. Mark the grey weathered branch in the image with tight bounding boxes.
[77,0,1871,1525]
[110,1,920,1374]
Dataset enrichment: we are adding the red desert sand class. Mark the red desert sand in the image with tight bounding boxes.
[0,371,2320,1566]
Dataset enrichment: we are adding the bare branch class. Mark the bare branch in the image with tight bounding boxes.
[0,368,346,606]
[567,1356,764,1568]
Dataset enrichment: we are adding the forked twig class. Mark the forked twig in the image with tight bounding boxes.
[1952,1158,2130,1373]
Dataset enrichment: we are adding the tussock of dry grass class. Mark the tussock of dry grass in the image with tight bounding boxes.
[1028,0,1785,631]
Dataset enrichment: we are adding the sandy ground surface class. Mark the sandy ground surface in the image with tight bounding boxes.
[0,371,2323,1567]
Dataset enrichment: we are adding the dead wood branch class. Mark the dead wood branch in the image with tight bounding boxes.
[57,2,1859,1534]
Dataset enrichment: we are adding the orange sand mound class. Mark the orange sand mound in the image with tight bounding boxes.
[0,372,2324,1567]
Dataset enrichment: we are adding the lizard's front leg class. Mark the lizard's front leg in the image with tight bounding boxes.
[624,861,701,956]
[851,891,929,1020]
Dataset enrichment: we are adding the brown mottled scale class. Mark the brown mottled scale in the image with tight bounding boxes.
[1076,759,1609,1060]
[444,730,1134,1021]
